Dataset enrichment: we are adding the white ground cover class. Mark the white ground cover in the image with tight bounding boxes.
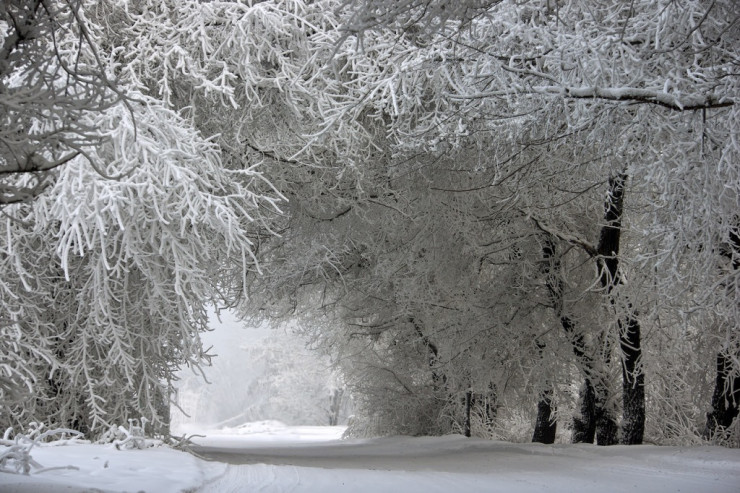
[1,422,739,492]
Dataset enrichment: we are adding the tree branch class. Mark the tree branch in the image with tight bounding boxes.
[562,86,733,111]
[451,86,733,111]
[528,214,598,257]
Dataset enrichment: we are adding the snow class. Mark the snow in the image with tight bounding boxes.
[2,422,740,493]
[0,441,222,493]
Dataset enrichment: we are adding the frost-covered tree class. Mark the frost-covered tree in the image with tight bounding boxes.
[243,330,351,426]
[325,0,739,446]
[0,0,284,436]
[0,94,280,435]
[5,0,736,447]
[235,0,739,447]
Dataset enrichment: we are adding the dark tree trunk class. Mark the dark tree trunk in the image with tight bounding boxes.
[620,317,645,444]
[703,351,740,439]
[563,317,606,444]
[532,339,557,444]
[532,386,557,444]
[464,390,472,438]
[572,379,596,443]
[594,392,619,446]
[537,174,643,445]
[484,383,498,426]
[596,173,644,446]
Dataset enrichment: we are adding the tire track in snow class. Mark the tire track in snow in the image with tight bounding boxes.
[196,464,302,493]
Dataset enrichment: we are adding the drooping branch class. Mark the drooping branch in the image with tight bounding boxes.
[596,173,627,291]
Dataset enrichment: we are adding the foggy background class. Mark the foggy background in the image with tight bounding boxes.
[171,308,351,432]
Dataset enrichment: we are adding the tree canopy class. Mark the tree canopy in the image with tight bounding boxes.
[1,0,738,446]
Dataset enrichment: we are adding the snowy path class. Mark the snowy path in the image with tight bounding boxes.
[190,425,740,493]
[2,424,739,492]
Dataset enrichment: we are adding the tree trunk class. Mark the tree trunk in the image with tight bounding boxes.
[464,390,472,438]
[539,235,596,443]
[703,351,740,439]
[532,386,557,444]
[152,382,171,436]
[328,388,344,426]
[594,390,618,446]
[620,317,645,444]
[532,338,557,444]
[596,173,644,445]
[572,379,596,443]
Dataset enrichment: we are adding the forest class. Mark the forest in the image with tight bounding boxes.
[1,0,738,449]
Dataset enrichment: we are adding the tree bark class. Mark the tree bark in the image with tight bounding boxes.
[594,391,618,446]
[596,173,644,445]
[464,390,472,438]
[328,388,344,426]
[532,338,557,444]
[539,235,597,443]
[532,385,557,444]
[572,379,596,443]
[620,317,645,444]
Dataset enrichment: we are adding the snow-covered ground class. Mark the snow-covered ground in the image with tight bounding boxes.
[2,422,740,492]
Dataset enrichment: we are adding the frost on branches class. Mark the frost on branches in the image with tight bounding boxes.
[0,1,283,437]
[0,1,123,204]
[240,0,740,446]
[2,0,739,448]
[0,94,281,436]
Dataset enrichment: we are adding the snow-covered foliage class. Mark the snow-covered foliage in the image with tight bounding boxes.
[0,1,125,205]
[1,0,738,447]
[1,1,283,437]
[0,94,280,435]
[237,0,739,445]
[240,331,351,426]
